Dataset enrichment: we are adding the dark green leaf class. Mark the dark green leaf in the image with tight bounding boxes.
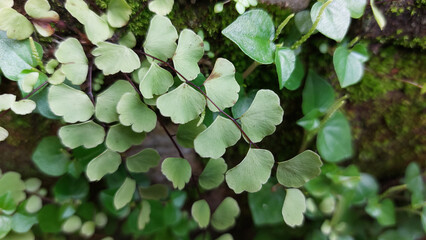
[37,204,62,233]
[284,57,305,91]
[248,181,285,226]
[53,175,89,202]
[302,70,335,115]
[365,198,395,226]
[275,47,296,90]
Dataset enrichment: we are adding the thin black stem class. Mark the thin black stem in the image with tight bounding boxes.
[123,74,185,159]
[0,81,49,118]
[135,50,259,149]
[87,62,95,104]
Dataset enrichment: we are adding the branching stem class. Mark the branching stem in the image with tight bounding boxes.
[135,50,259,148]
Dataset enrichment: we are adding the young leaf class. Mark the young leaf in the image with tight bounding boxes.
[137,200,151,230]
[0,94,16,111]
[275,47,296,90]
[80,221,95,238]
[282,188,306,227]
[317,111,353,162]
[191,200,210,228]
[84,11,111,44]
[346,0,367,18]
[225,148,274,193]
[370,0,386,30]
[107,0,132,28]
[10,99,36,115]
[114,177,136,210]
[32,136,70,176]
[311,0,351,41]
[216,234,234,240]
[62,215,82,233]
[117,92,157,133]
[0,172,26,205]
[248,181,286,226]
[157,83,205,124]
[240,90,284,143]
[199,158,228,190]
[126,148,161,173]
[0,8,33,40]
[92,42,140,75]
[0,127,8,142]
[58,121,105,149]
[173,29,204,81]
[95,80,135,123]
[54,38,88,85]
[211,197,240,231]
[106,124,146,152]
[24,0,59,20]
[204,58,240,111]
[161,157,192,190]
[176,118,206,148]
[277,150,322,188]
[86,149,121,181]
[48,68,66,85]
[333,45,365,88]
[302,70,335,115]
[119,31,136,48]
[20,72,39,93]
[143,15,178,62]
[222,9,275,64]
[48,84,95,123]
[148,0,174,16]
[64,0,90,24]
[366,198,396,226]
[194,116,241,159]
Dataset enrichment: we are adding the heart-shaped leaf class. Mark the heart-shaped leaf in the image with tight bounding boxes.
[346,0,366,18]
[148,0,173,15]
[10,99,36,115]
[117,92,157,133]
[277,150,322,188]
[137,200,151,230]
[284,57,305,90]
[58,121,105,149]
[191,200,210,228]
[0,8,33,40]
[275,47,296,90]
[173,29,204,81]
[20,72,39,93]
[157,83,205,124]
[0,32,43,80]
[54,38,88,85]
[222,9,275,64]
[143,15,178,62]
[282,188,306,227]
[86,149,121,181]
[84,11,112,44]
[48,84,95,123]
[126,148,160,173]
[107,0,131,28]
[106,124,146,152]
[194,116,241,158]
[93,42,140,75]
[333,44,366,88]
[302,70,335,115]
[211,197,240,231]
[317,111,353,162]
[114,177,136,210]
[240,90,284,143]
[0,127,8,142]
[25,0,59,20]
[64,0,90,24]
[139,62,174,98]
[199,158,227,190]
[0,94,16,111]
[226,148,274,193]
[32,136,70,176]
[139,184,168,200]
[176,118,206,148]
[95,80,135,123]
[366,197,395,226]
[311,0,351,42]
[370,0,386,30]
[204,58,240,111]
[161,157,191,190]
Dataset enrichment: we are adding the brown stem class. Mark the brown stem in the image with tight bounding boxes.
[135,50,259,149]
[242,61,260,79]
